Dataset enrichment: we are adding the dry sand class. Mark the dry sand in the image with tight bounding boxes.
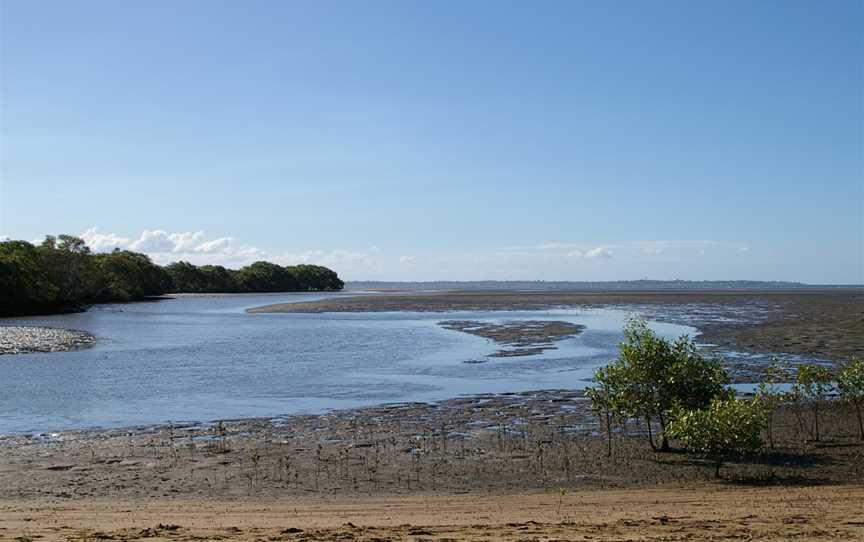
[3,485,863,541]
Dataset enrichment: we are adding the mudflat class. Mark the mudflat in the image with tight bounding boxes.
[2,388,861,502]
[439,319,585,357]
[251,289,864,363]
[3,485,863,541]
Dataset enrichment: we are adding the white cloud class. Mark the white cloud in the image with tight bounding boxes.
[0,235,9,242]
[170,231,206,252]
[78,227,269,266]
[503,240,748,260]
[81,228,132,252]
[129,230,178,253]
[194,237,234,254]
[584,246,613,258]
[274,249,324,265]
[273,248,384,276]
[501,242,581,252]
[69,229,756,281]
[630,240,746,253]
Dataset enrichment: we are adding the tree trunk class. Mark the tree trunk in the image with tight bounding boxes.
[813,401,820,442]
[767,411,775,450]
[714,459,723,479]
[646,417,658,451]
[605,410,613,458]
[793,407,806,442]
[658,412,670,452]
[855,401,864,441]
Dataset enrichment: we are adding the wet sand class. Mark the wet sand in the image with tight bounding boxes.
[2,389,861,501]
[251,289,864,363]
[439,319,584,357]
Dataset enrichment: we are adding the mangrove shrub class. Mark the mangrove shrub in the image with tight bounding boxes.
[667,397,766,479]
[592,318,729,451]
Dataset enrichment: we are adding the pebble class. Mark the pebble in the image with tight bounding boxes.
[0,326,96,355]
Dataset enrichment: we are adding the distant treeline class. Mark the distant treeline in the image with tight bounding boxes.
[0,235,343,316]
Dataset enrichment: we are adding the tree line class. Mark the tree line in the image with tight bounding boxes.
[587,319,863,478]
[0,234,344,316]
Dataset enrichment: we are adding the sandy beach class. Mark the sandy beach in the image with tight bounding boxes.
[4,485,864,541]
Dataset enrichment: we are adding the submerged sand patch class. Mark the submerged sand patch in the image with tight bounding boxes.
[439,319,584,357]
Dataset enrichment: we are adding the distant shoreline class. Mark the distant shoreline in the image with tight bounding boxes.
[345,279,863,291]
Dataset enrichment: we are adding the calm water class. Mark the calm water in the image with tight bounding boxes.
[0,293,694,434]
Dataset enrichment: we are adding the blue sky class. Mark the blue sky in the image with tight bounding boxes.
[1,0,861,283]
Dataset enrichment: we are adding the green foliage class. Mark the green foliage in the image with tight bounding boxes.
[234,261,299,292]
[586,362,629,457]
[793,363,834,442]
[198,265,239,292]
[593,318,729,451]
[288,264,344,291]
[0,241,59,314]
[836,357,864,402]
[667,397,766,478]
[757,358,792,399]
[794,364,834,401]
[164,261,207,293]
[93,250,173,302]
[0,235,344,316]
[837,357,864,440]
[162,261,343,294]
[666,333,732,411]
[37,235,99,305]
[756,358,792,449]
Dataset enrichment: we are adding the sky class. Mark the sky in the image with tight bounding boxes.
[1,0,861,284]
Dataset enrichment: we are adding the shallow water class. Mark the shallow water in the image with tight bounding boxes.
[0,294,694,434]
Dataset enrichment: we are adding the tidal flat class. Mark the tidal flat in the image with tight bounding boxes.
[0,293,698,433]
[0,289,858,433]
[2,388,862,501]
[254,288,864,363]
[2,289,863,541]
